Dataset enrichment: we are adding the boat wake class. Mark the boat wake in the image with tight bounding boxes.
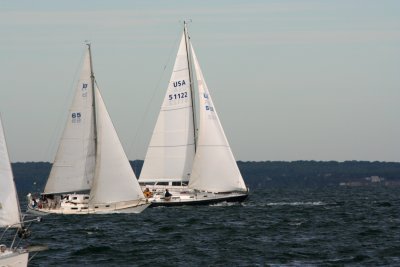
[267,201,326,206]
[209,201,242,207]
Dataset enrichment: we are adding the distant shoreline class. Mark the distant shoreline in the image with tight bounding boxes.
[12,161,400,195]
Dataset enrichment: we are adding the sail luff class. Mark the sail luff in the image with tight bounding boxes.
[188,45,247,193]
[139,32,196,183]
[184,21,197,152]
[0,117,21,227]
[88,43,98,159]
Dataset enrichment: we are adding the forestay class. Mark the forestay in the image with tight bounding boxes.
[44,50,96,194]
[140,33,195,183]
[0,117,21,227]
[189,45,247,193]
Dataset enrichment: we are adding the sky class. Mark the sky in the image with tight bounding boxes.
[0,0,400,162]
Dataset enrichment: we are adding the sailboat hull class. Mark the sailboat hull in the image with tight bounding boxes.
[27,202,150,215]
[0,250,29,267]
[27,194,150,215]
[149,191,249,207]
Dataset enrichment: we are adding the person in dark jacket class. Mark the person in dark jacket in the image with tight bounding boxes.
[164,189,172,201]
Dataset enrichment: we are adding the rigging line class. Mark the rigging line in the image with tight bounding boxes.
[128,27,182,160]
[41,47,86,163]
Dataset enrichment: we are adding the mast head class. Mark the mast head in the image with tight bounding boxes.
[84,40,91,49]
[183,19,192,39]
[183,19,192,27]
[84,40,95,79]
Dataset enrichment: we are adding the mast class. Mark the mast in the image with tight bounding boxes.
[87,43,98,154]
[184,20,197,152]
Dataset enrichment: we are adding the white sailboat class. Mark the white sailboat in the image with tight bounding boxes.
[27,44,150,214]
[0,117,41,267]
[139,22,249,206]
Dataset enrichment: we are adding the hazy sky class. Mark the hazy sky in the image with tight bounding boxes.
[1,0,399,162]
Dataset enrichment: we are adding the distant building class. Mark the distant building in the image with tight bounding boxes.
[365,176,385,183]
[340,176,386,186]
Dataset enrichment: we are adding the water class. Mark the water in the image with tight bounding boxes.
[24,187,400,266]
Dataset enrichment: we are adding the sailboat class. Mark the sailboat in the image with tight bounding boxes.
[139,22,249,206]
[0,116,41,266]
[27,44,150,214]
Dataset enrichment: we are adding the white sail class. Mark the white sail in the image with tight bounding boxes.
[139,33,195,183]
[44,49,96,194]
[0,117,21,227]
[189,45,247,193]
[89,86,144,204]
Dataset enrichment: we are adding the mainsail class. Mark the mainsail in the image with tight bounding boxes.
[139,32,195,183]
[189,45,247,193]
[44,49,96,194]
[0,117,21,227]
[89,86,143,204]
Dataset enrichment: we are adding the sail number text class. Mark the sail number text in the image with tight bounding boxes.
[169,92,188,100]
[71,112,82,123]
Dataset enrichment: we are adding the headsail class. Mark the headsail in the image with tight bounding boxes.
[89,86,144,204]
[139,32,195,183]
[0,117,21,227]
[189,45,247,193]
[44,48,96,194]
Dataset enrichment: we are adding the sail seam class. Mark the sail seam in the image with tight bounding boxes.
[196,145,231,147]
[161,106,193,112]
[148,144,195,148]
[173,67,188,72]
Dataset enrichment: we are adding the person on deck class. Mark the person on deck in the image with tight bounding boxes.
[143,188,153,198]
[164,189,172,201]
[31,198,37,208]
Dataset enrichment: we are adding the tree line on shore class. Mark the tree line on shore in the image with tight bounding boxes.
[12,160,400,195]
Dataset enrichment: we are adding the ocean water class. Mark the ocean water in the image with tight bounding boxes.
[23,187,400,266]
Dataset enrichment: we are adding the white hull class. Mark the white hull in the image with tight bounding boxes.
[0,249,29,267]
[27,202,150,215]
[27,194,149,215]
